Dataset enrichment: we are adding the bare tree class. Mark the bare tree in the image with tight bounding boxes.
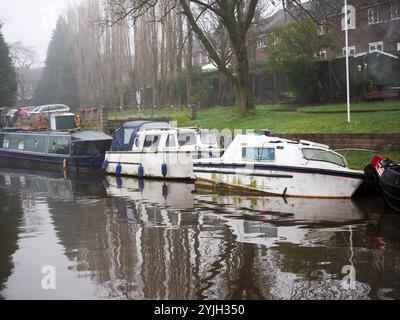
[10,42,37,101]
[104,0,260,113]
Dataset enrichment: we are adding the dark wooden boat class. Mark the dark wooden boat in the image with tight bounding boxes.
[371,155,400,212]
[0,128,112,171]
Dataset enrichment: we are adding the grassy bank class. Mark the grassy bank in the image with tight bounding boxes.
[187,104,400,133]
[297,100,400,113]
[111,101,400,133]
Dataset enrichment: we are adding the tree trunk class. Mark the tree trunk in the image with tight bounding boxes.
[235,50,254,113]
[186,19,193,106]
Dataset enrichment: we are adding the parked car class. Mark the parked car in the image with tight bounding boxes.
[28,104,70,116]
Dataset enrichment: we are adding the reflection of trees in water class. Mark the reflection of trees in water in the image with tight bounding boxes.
[0,174,24,298]
[3,169,400,299]
[266,228,400,300]
[49,190,287,299]
[30,176,400,300]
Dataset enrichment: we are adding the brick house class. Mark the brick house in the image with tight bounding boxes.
[253,0,400,60]
[192,1,400,68]
[323,0,400,58]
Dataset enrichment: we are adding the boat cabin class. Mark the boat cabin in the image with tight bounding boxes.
[0,130,112,157]
[132,128,221,158]
[110,120,171,152]
[193,134,364,198]
[0,129,113,171]
[215,134,348,169]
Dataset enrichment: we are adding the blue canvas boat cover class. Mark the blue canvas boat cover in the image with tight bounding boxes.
[110,121,171,151]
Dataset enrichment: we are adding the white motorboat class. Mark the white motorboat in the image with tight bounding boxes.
[104,126,222,180]
[193,133,365,198]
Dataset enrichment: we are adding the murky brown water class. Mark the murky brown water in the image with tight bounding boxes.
[1,168,400,300]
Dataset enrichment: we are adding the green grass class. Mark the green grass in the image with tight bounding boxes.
[297,100,400,113]
[187,104,400,133]
[338,150,400,170]
[109,101,400,133]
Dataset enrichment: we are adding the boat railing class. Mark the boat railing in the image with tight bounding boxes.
[334,148,381,170]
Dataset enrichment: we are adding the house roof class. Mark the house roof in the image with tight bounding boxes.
[255,1,343,35]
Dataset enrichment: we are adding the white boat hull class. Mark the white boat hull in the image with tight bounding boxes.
[194,164,364,198]
[105,151,194,180]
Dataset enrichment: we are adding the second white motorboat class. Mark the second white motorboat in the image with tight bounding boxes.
[193,132,365,198]
[104,126,222,180]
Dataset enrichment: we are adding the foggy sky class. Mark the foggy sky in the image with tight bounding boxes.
[0,0,82,67]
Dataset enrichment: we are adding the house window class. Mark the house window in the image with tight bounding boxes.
[257,34,267,49]
[315,50,327,59]
[342,46,356,55]
[342,5,356,30]
[317,21,326,36]
[391,4,400,20]
[368,7,383,24]
[369,41,384,52]
[397,42,400,51]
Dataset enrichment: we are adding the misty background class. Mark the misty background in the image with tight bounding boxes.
[0,0,81,65]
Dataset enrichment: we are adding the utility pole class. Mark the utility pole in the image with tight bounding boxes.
[344,0,351,123]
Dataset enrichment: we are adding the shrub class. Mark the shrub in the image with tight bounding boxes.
[172,109,191,127]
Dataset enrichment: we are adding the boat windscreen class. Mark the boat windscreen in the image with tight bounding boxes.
[200,132,217,145]
[302,148,347,167]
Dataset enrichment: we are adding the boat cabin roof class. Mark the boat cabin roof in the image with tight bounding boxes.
[111,121,171,152]
[235,134,330,150]
[0,129,112,141]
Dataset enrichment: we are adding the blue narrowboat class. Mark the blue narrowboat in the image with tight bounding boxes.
[0,128,113,171]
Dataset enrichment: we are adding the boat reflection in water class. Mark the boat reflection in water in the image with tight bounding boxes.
[1,170,400,300]
[196,192,368,248]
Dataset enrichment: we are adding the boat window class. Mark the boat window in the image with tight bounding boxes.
[242,148,276,161]
[178,133,196,146]
[17,139,24,150]
[302,148,346,167]
[143,135,161,148]
[23,135,46,153]
[166,134,176,147]
[8,134,23,150]
[134,137,140,148]
[124,129,134,144]
[2,138,10,149]
[48,136,70,155]
[200,132,216,145]
[72,140,112,156]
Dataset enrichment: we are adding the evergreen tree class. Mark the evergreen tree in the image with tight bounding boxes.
[0,24,17,107]
[34,17,79,109]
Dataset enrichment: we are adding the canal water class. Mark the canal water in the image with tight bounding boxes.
[1,168,400,300]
